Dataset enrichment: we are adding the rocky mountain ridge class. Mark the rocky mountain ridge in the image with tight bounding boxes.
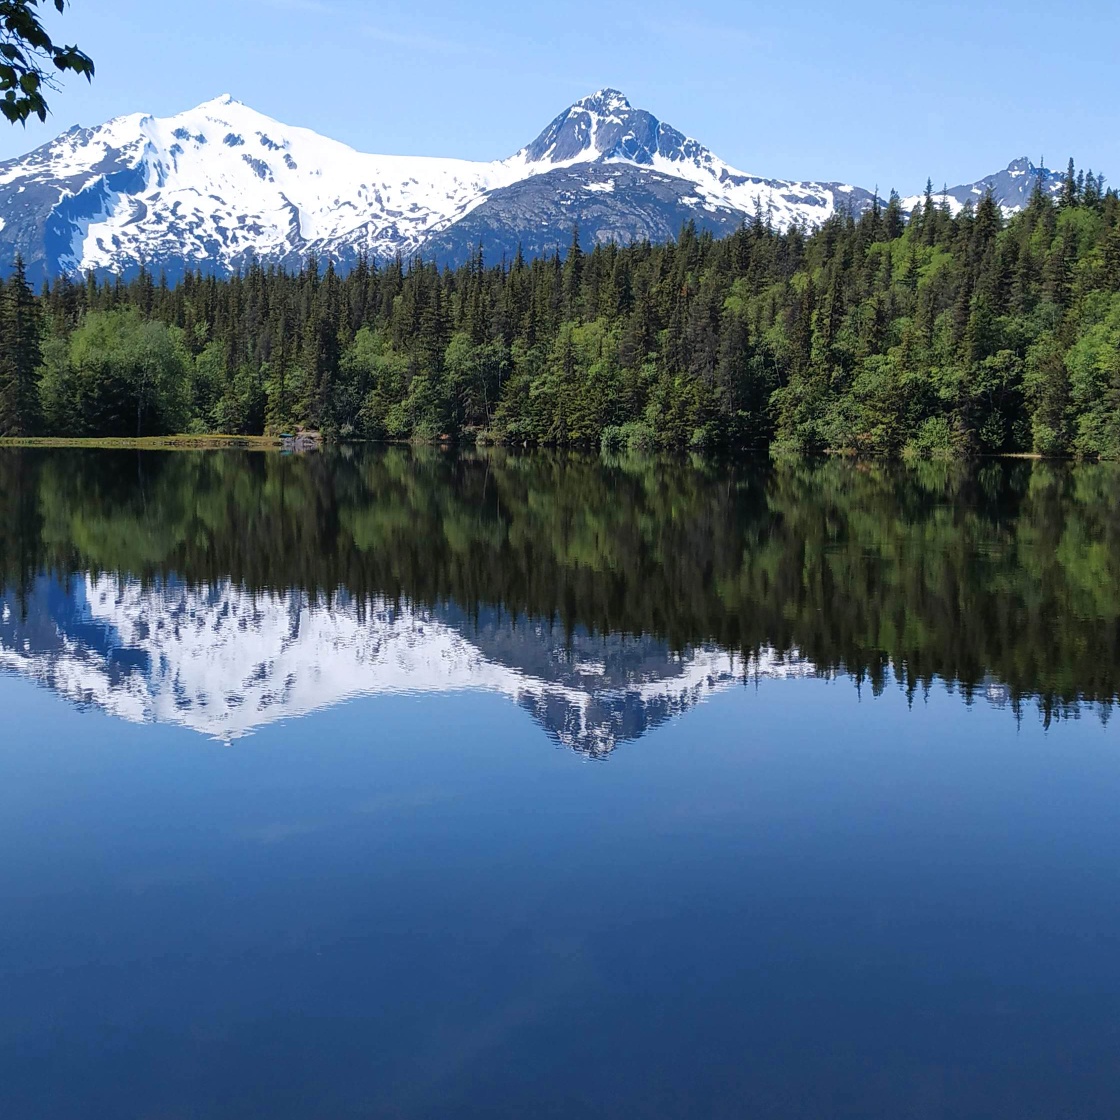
[0,88,1075,281]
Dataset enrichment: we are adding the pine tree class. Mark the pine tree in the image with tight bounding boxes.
[1103,225,1120,290]
[921,178,937,245]
[884,190,905,240]
[1083,169,1101,210]
[0,256,42,436]
[562,224,583,319]
[1060,158,1078,208]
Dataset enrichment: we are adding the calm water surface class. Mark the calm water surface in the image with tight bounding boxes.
[2,448,1119,1119]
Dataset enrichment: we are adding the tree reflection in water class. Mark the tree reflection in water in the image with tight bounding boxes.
[0,447,1116,737]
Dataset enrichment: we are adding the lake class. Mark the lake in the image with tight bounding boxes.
[2,447,1119,1119]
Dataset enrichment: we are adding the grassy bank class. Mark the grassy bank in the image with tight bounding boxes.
[0,434,284,451]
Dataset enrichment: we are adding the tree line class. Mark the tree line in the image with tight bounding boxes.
[0,160,1118,456]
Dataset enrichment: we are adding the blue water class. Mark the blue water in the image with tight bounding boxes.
[3,670,1118,1119]
[3,448,1120,1117]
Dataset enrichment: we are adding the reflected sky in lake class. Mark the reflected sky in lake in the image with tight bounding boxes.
[2,448,1119,1118]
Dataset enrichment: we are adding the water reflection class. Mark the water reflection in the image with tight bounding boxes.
[1,446,1117,741]
[1,574,817,752]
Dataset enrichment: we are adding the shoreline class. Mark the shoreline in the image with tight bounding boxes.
[0,435,284,451]
[0,437,1101,463]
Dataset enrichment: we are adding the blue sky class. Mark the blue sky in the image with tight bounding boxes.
[3,0,1117,192]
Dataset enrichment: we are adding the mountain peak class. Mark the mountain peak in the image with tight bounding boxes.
[902,155,1067,217]
[172,94,285,135]
[186,94,258,120]
[520,87,702,169]
[0,90,1073,283]
[573,88,632,114]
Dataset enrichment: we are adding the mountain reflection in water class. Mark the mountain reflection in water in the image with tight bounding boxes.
[0,575,816,753]
[1,446,1117,743]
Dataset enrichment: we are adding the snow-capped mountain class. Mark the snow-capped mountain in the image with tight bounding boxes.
[0,89,1089,281]
[0,93,520,280]
[0,574,817,755]
[0,88,880,280]
[900,156,1066,217]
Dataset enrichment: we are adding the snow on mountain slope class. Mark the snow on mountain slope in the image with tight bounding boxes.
[509,89,875,229]
[899,157,1066,217]
[0,89,880,280]
[0,89,1089,281]
[0,94,526,278]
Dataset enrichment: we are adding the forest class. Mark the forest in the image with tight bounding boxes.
[0,161,1118,457]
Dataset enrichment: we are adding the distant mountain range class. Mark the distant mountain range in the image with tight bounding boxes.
[0,88,1073,282]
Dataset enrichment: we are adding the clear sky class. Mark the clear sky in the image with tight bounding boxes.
[3,0,1117,193]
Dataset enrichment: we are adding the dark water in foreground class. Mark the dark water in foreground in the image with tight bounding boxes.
[2,448,1119,1119]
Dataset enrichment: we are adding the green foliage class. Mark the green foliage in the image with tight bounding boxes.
[12,169,1120,455]
[0,255,41,433]
[64,309,190,436]
[0,0,93,124]
[601,420,657,454]
[1066,292,1120,458]
[904,416,962,460]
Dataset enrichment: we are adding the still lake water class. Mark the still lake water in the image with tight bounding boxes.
[2,447,1119,1119]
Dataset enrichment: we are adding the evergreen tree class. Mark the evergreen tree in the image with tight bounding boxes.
[562,224,583,319]
[1060,158,1078,208]
[0,255,42,435]
[884,190,905,240]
